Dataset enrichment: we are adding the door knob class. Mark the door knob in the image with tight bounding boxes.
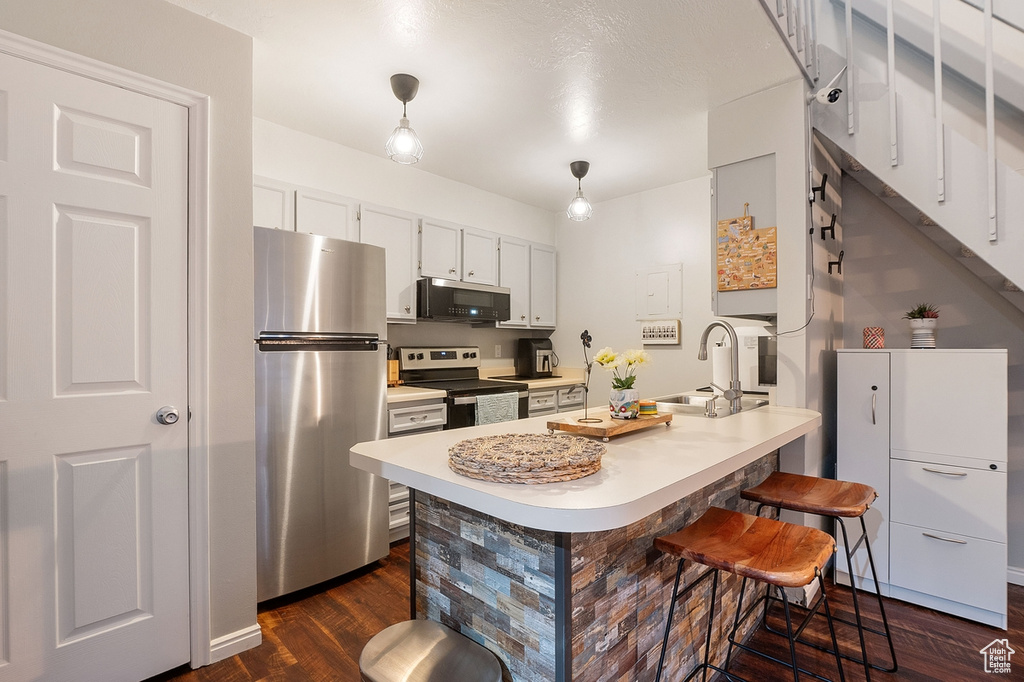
[157,406,180,425]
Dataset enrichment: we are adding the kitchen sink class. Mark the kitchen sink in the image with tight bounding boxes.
[654,392,769,417]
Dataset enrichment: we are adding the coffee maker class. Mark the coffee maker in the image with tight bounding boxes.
[515,338,555,378]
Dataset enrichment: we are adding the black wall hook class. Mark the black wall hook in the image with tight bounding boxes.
[828,250,844,275]
[810,173,828,203]
[821,213,837,240]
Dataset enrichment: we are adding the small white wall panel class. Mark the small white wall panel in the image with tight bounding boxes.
[54,106,151,187]
[54,208,149,394]
[56,446,152,644]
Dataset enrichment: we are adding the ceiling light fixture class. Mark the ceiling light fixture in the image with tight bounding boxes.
[385,73,423,164]
[566,160,593,221]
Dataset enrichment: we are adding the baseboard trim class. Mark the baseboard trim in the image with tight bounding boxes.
[1008,565,1024,587]
[206,624,262,665]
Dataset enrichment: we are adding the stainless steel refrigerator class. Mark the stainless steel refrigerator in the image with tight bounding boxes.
[254,226,390,601]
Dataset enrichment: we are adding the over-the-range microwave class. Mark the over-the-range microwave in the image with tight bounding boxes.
[416,277,511,322]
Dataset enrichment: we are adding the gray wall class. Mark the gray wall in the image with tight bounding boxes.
[842,178,1024,571]
[0,0,257,647]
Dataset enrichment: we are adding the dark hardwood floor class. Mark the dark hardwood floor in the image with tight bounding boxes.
[149,541,1023,681]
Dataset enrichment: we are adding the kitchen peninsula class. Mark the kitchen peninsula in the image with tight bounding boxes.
[351,405,820,682]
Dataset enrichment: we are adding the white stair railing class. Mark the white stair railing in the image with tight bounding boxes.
[758,0,820,85]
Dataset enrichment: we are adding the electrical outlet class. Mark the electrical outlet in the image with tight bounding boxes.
[495,344,501,358]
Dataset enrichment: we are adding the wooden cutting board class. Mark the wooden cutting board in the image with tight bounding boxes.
[546,413,672,441]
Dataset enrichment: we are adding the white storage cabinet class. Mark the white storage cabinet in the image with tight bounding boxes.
[386,399,447,541]
[836,349,1007,628]
[498,237,556,329]
[360,204,419,323]
[528,389,558,417]
[420,220,499,286]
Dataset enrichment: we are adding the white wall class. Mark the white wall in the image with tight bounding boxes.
[550,177,722,400]
[255,118,556,245]
[0,0,256,659]
[842,178,1024,573]
[707,79,844,492]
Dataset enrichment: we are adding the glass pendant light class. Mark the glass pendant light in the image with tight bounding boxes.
[566,160,593,221]
[385,74,423,164]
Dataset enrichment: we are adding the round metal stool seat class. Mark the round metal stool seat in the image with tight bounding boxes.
[359,619,502,682]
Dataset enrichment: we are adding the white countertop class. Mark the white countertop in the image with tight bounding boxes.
[351,405,820,533]
[386,386,447,403]
[480,367,586,391]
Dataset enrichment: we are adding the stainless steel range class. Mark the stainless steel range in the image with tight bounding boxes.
[398,346,529,428]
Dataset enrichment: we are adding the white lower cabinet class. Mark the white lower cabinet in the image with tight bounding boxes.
[889,522,1006,615]
[836,349,1007,628]
[556,385,584,412]
[386,398,447,541]
[528,389,558,417]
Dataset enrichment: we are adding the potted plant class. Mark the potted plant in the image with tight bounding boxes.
[903,303,939,348]
[593,347,651,419]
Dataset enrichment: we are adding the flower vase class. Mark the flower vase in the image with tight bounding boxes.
[609,388,639,419]
[909,318,937,349]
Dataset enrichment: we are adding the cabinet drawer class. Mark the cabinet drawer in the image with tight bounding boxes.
[388,481,409,505]
[529,390,557,412]
[890,459,1006,542]
[890,522,1006,614]
[557,386,584,408]
[388,402,447,435]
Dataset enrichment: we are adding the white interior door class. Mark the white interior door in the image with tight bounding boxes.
[0,51,190,681]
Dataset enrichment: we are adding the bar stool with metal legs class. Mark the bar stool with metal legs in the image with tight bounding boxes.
[741,471,898,680]
[653,506,846,682]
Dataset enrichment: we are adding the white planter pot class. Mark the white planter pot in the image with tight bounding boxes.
[609,388,639,419]
[909,318,937,349]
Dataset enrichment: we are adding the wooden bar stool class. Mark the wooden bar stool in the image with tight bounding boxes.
[741,471,898,680]
[653,506,845,682]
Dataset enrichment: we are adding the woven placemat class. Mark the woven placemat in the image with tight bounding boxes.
[448,433,605,484]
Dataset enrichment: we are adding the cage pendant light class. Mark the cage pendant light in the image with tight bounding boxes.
[566,160,593,221]
[385,74,423,164]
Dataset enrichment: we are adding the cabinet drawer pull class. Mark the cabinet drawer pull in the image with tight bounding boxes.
[871,393,876,425]
[922,467,967,477]
[922,532,967,545]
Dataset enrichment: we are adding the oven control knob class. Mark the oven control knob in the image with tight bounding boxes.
[470,352,477,358]
[417,353,424,360]
[462,352,470,358]
[407,353,415,360]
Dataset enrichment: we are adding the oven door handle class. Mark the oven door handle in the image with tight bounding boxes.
[452,391,528,405]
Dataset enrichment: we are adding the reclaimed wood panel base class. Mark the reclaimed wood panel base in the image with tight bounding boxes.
[412,451,779,682]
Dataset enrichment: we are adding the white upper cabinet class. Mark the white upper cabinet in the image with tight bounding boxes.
[360,204,418,323]
[461,227,499,285]
[295,187,359,242]
[419,219,462,279]
[498,237,556,329]
[253,176,295,231]
[498,236,530,328]
[419,221,498,286]
[529,243,556,328]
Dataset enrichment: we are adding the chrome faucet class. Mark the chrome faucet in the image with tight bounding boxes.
[698,320,743,414]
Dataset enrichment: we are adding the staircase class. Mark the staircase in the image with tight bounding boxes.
[761,0,1024,315]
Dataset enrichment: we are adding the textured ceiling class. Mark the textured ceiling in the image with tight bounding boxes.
[164,0,798,211]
